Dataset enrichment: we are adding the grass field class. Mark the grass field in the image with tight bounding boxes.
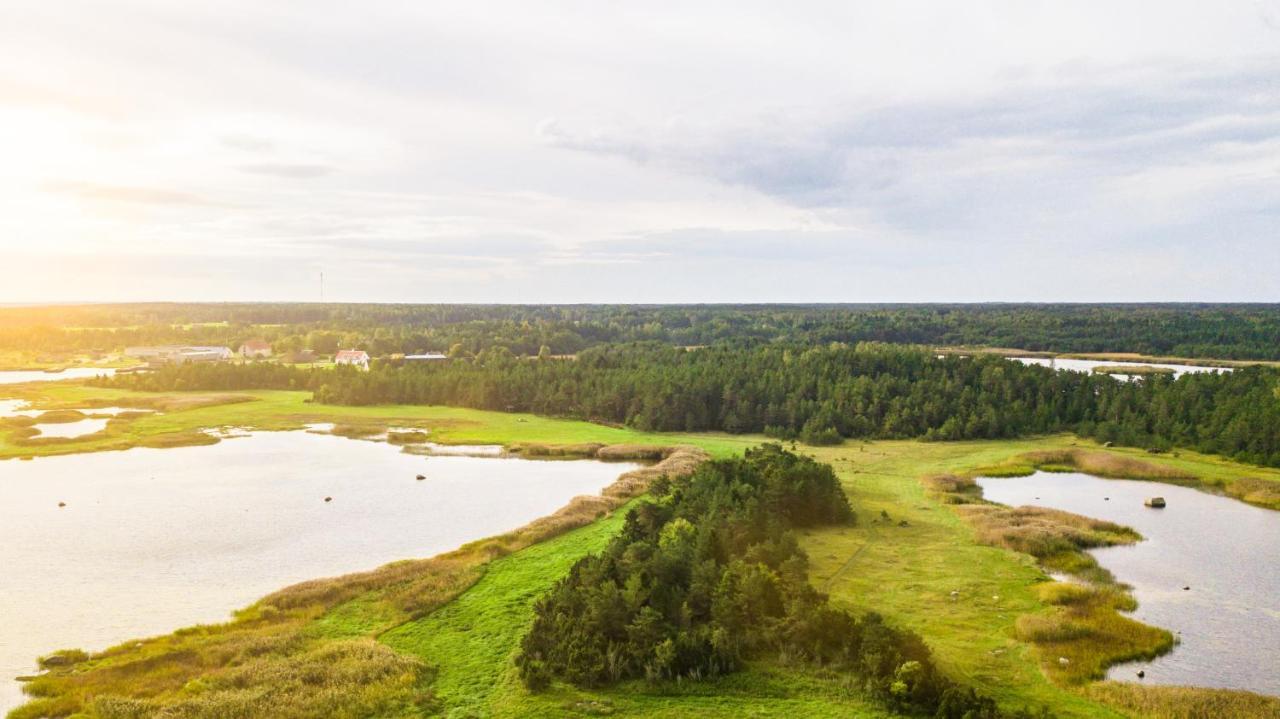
[7,381,1280,718]
[0,385,757,460]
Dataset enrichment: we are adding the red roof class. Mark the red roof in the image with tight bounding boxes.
[335,349,369,361]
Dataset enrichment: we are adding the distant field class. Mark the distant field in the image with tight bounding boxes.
[0,385,756,460]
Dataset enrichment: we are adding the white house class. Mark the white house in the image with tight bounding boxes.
[335,349,370,370]
[239,340,272,358]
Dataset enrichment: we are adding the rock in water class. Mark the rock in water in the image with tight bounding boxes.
[324,496,333,503]
[416,474,425,480]
[1144,497,1166,508]
[1137,670,1146,679]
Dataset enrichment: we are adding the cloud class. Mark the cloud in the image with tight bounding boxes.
[220,134,277,153]
[40,180,222,207]
[237,163,333,179]
[542,60,1280,211]
[5,2,1280,302]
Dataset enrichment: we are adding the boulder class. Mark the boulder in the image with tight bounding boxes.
[1144,497,1167,508]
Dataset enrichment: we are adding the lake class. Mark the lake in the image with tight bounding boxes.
[978,472,1280,695]
[0,431,639,713]
[0,368,118,385]
[1009,357,1233,379]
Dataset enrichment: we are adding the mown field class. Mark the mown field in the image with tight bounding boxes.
[5,380,1279,718]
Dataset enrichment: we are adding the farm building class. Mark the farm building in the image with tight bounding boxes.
[125,346,233,365]
[405,352,448,362]
[335,349,370,369]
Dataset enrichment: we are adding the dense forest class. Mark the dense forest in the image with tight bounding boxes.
[517,445,1051,718]
[104,342,1280,468]
[8,302,1280,360]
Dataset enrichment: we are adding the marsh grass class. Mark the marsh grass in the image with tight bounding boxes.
[1015,582,1172,685]
[1222,476,1280,508]
[385,430,430,445]
[957,505,1140,559]
[978,449,1196,483]
[133,430,221,449]
[932,473,1176,689]
[1091,365,1175,376]
[921,473,982,503]
[329,423,386,439]
[508,442,605,457]
[1084,681,1280,719]
[32,409,88,423]
[14,444,708,718]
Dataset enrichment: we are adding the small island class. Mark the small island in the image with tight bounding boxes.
[1093,365,1177,376]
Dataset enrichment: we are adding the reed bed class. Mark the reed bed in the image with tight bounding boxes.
[1226,477,1280,508]
[1084,681,1280,719]
[985,449,1196,482]
[385,430,430,445]
[32,409,88,423]
[507,442,604,457]
[920,473,981,502]
[328,423,386,439]
[957,504,1140,559]
[1015,582,1171,685]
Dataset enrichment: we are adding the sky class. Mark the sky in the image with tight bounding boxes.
[3,1,1280,304]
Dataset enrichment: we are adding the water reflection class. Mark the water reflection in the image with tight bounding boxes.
[0,368,117,385]
[1009,357,1233,379]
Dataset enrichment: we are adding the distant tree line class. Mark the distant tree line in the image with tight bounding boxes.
[11,302,1280,360]
[516,445,1051,718]
[103,342,1280,468]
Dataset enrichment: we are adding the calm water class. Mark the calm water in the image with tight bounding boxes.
[978,472,1280,695]
[0,368,117,385]
[29,419,111,438]
[0,431,638,713]
[1009,357,1232,379]
[0,400,39,417]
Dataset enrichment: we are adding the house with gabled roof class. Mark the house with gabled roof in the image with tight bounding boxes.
[334,349,370,370]
[239,340,272,358]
